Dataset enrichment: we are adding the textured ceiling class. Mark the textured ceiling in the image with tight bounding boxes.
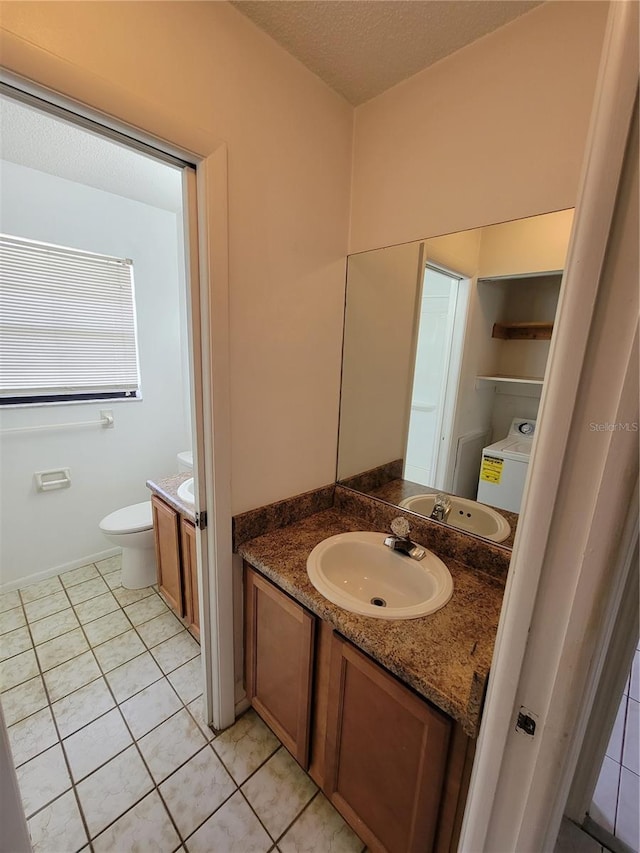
[0,96,183,213]
[231,0,543,105]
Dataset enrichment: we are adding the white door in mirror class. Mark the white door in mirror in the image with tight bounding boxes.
[306,532,453,620]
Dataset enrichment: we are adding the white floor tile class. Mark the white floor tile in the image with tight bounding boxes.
[82,609,131,646]
[20,577,64,604]
[0,590,21,613]
[242,748,317,840]
[591,754,620,834]
[119,678,182,739]
[186,696,217,741]
[185,790,271,853]
[616,767,639,851]
[0,605,26,635]
[104,570,122,590]
[35,628,89,672]
[167,657,203,704]
[93,629,146,673]
[60,564,99,589]
[44,650,101,703]
[124,594,169,625]
[151,630,200,674]
[95,556,121,576]
[76,745,153,838]
[73,592,119,624]
[28,790,87,853]
[622,697,638,775]
[136,610,185,649]
[0,675,48,726]
[63,707,132,782]
[52,678,115,738]
[113,585,156,608]
[0,647,39,691]
[8,706,58,767]
[279,792,364,853]
[0,626,32,661]
[24,592,70,624]
[159,746,236,840]
[66,577,109,605]
[16,744,71,817]
[92,790,180,853]
[213,709,280,785]
[629,650,639,702]
[105,651,163,702]
[138,707,206,783]
[30,608,79,646]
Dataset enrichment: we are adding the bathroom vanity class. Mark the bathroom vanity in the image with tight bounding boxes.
[147,475,200,641]
[237,500,506,853]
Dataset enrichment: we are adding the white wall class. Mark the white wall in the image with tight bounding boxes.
[0,0,354,515]
[350,2,607,253]
[0,161,190,587]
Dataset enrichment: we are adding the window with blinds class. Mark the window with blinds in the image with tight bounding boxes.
[0,234,141,405]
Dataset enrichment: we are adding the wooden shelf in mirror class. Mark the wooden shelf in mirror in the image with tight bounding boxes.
[476,374,544,385]
[492,321,553,340]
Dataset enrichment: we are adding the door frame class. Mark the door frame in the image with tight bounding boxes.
[460,3,638,849]
[0,55,236,731]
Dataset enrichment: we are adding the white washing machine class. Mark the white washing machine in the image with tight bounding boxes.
[477,418,536,512]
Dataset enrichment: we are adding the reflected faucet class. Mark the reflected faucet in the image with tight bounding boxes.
[429,494,452,523]
[384,517,426,561]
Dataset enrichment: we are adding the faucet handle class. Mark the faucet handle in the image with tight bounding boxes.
[434,493,452,510]
[390,516,410,538]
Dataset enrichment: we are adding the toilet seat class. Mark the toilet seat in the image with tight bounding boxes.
[99,501,153,535]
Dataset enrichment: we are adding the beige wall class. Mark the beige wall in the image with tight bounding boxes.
[349,2,608,254]
[0,1,353,514]
[338,242,422,478]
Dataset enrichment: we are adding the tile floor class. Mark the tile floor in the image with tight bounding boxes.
[591,640,640,852]
[0,557,366,853]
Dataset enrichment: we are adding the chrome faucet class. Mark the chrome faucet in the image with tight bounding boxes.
[384,517,426,561]
[429,493,452,523]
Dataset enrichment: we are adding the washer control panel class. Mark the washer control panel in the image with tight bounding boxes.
[509,419,536,437]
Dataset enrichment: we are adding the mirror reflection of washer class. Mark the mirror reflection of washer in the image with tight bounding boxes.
[477,419,536,513]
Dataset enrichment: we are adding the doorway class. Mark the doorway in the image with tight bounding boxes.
[404,263,466,490]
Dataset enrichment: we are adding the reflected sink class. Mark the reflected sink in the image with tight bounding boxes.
[177,477,195,507]
[306,532,453,620]
[399,494,510,543]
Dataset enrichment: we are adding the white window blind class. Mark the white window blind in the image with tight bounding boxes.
[0,234,141,403]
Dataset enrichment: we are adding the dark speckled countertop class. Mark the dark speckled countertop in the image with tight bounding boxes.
[147,473,196,521]
[237,508,504,737]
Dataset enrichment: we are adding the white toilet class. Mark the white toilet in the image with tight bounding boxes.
[99,501,156,590]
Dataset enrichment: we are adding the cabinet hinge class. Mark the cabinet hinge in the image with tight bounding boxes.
[195,511,207,531]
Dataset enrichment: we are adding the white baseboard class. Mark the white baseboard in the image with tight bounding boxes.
[0,547,122,594]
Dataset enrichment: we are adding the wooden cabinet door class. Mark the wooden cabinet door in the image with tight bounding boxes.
[325,634,451,853]
[181,518,200,641]
[244,564,315,768]
[151,495,184,616]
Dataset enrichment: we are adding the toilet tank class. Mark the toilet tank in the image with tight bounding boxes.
[177,451,193,473]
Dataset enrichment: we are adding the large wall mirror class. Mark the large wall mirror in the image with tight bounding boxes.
[337,209,574,550]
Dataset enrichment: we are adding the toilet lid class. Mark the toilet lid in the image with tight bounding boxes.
[100,501,153,534]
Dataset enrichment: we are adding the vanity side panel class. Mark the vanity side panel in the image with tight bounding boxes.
[181,518,200,641]
[152,495,184,617]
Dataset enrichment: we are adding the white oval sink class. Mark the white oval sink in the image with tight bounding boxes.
[306,532,453,620]
[177,477,195,507]
[399,494,510,543]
